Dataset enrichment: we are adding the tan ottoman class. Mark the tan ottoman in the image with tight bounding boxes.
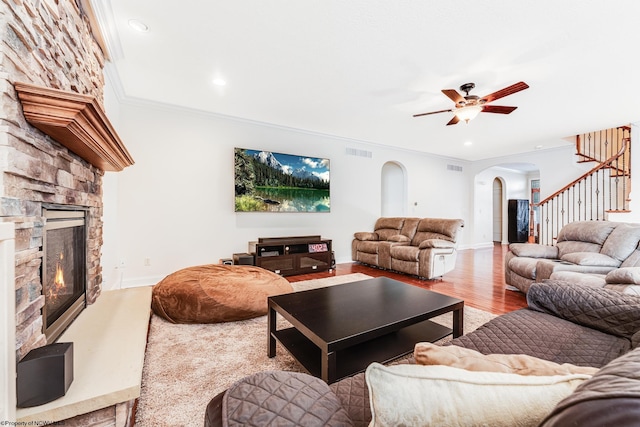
[151,264,293,323]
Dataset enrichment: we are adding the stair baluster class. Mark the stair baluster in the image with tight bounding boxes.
[535,126,631,245]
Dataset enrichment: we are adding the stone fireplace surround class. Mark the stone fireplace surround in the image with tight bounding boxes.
[2,0,109,362]
[1,0,134,424]
[9,75,134,362]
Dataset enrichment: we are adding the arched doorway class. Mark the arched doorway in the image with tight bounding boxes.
[474,163,538,248]
[381,161,407,216]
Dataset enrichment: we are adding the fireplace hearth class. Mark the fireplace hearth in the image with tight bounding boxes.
[42,207,87,343]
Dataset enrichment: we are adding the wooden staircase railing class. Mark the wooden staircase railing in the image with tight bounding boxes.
[535,126,631,245]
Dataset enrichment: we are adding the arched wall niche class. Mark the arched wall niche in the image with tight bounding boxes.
[381,161,407,217]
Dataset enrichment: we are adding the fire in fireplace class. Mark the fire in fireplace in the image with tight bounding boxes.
[42,207,87,343]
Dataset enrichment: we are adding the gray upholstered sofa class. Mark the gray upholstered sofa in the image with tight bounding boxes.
[204,281,640,426]
[505,220,640,293]
[351,217,464,279]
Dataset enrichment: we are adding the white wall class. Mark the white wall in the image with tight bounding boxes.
[101,69,123,291]
[102,99,470,287]
[100,85,609,287]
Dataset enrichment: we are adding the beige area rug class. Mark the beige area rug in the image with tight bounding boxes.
[135,273,496,427]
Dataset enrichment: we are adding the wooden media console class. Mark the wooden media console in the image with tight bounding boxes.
[253,235,333,276]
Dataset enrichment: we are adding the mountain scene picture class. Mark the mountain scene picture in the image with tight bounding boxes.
[234,148,330,212]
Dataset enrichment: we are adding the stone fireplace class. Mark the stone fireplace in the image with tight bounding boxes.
[1,1,134,423]
[7,79,133,361]
[6,115,104,363]
[0,0,133,374]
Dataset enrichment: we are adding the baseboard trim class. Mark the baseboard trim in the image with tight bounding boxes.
[121,276,162,289]
[458,242,495,251]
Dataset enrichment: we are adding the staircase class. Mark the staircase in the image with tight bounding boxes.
[536,126,632,245]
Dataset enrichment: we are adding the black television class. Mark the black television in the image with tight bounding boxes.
[234,148,330,212]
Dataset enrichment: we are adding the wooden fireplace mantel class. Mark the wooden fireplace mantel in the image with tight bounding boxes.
[14,82,134,172]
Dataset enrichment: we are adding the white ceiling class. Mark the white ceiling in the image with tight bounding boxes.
[93,0,640,161]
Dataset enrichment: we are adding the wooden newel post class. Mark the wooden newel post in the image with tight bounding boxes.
[528,203,536,243]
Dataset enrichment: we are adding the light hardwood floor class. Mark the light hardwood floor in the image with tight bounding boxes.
[287,243,528,315]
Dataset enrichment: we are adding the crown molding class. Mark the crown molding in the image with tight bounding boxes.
[79,0,123,61]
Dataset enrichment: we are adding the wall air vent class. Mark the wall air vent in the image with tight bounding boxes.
[345,147,372,158]
[447,164,463,172]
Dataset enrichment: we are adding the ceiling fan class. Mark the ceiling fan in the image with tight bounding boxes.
[413,81,529,126]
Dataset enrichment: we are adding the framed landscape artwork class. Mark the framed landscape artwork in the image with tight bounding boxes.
[234,148,330,212]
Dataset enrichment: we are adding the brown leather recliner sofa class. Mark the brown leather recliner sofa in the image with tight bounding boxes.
[351,217,464,279]
[505,220,640,294]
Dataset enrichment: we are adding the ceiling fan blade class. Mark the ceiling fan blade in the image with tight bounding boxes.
[446,115,460,126]
[442,89,465,104]
[482,105,518,114]
[481,81,529,104]
[413,108,453,117]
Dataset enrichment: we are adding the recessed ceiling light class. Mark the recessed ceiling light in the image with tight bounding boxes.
[212,78,227,86]
[463,141,473,146]
[128,19,149,32]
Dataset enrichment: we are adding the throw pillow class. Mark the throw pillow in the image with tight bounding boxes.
[365,362,590,427]
[600,223,640,262]
[414,343,598,376]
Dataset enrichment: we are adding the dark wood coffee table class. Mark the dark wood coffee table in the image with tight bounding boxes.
[268,277,464,383]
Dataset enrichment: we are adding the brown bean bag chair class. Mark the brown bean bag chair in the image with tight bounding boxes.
[151,264,293,323]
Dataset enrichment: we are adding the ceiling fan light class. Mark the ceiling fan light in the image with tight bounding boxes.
[454,105,482,123]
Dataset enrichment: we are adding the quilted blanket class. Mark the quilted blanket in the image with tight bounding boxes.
[449,309,629,368]
[527,280,640,341]
[221,371,353,426]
